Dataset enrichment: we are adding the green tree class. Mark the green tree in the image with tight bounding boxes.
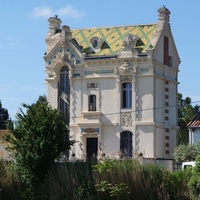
[173,143,200,162]
[178,93,200,144]
[6,98,75,196]
[0,100,9,130]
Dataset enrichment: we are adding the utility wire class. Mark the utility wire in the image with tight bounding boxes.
[69,100,200,120]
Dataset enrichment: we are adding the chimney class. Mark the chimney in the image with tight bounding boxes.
[47,15,62,36]
[158,6,170,23]
[62,25,72,40]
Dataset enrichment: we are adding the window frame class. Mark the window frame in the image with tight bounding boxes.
[122,82,132,109]
[88,94,96,111]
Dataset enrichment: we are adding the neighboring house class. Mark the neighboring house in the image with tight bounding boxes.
[187,113,200,144]
[44,7,180,161]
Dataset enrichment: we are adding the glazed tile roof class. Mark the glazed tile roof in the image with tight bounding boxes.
[71,24,157,56]
[187,112,200,127]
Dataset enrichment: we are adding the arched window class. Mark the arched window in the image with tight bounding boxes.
[88,95,96,111]
[120,131,132,158]
[59,66,70,125]
[60,66,70,94]
[122,82,132,108]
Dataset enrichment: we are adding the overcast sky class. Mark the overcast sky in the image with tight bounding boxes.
[0,0,199,120]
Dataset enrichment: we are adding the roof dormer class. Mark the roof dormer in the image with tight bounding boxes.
[90,37,104,51]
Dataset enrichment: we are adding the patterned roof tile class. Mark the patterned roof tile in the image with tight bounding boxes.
[71,24,157,56]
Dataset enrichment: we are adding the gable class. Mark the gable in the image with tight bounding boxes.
[71,24,157,56]
[44,40,83,68]
[150,29,180,68]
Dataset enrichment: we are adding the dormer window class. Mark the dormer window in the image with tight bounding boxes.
[92,39,98,48]
[90,37,104,51]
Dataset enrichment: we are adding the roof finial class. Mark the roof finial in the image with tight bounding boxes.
[55,15,58,18]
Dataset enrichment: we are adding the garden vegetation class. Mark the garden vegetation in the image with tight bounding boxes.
[0,159,193,200]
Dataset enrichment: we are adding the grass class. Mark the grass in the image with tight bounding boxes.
[0,159,193,200]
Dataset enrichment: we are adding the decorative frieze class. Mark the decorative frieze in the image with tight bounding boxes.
[84,70,114,75]
[81,128,99,134]
[121,112,132,127]
[83,115,99,120]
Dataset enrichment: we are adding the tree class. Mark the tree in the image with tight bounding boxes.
[6,98,75,194]
[178,93,200,144]
[0,100,9,130]
[173,143,200,162]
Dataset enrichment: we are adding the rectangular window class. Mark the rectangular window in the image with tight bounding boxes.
[165,102,169,107]
[122,82,132,108]
[166,128,169,133]
[165,109,169,114]
[165,143,169,147]
[165,150,169,154]
[89,95,96,111]
[87,83,98,88]
[165,116,169,121]
[164,36,169,65]
[165,88,169,92]
[165,81,169,85]
[165,95,169,99]
[165,136,169,140]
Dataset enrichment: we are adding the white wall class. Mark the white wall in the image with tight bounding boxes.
[138,76,154,122]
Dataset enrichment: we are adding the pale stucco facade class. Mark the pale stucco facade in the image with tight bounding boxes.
[44,7,180,161]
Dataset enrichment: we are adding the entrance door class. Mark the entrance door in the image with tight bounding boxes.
[86,138,98,159]
[120,131,132,158]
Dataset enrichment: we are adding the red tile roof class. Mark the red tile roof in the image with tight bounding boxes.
[187,112,200,127]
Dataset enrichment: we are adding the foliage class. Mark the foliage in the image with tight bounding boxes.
[178,93,200,144]
[93,160,191,200]
[96,181,130,199]
[0,100,10,130]
[0,159,192,200]
[173,143,200,162]
[189,155,200,199]
[41,161,97,200]
[0,159,21,200]
[5,98,75,197]
[93,159,118,173]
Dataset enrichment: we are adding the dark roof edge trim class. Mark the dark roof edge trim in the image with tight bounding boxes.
[84,55,117,60]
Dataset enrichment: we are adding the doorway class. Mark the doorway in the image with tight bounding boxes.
[120,131,132,158]
[86,138,98,159]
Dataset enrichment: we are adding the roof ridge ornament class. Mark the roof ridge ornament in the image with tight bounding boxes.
[122,34,139,51]
[117,34,139,58]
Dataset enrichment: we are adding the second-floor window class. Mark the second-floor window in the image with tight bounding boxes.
[89,95,96,111]
[122,82,132,108]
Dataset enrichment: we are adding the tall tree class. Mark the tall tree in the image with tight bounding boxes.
[178,93,200,144]
[6,97,75,195]
[0,100,9,130]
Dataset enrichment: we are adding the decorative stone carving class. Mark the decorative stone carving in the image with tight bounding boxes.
[122,34,139,51]
[121,75,132,82]
[121,112,132,127]
[115,61,136,76]
[117,34,139,58]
